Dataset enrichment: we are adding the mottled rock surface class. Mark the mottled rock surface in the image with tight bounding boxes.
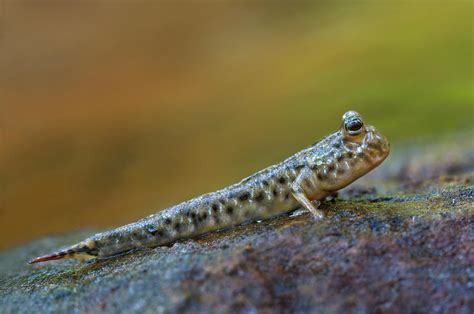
[1,133,473,314]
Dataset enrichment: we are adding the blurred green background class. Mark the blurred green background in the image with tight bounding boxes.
[1,1,473,249]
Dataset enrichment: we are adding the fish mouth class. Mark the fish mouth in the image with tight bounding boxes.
[367,147,390,170]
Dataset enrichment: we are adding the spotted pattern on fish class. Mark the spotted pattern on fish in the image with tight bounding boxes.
[29,111,389,264]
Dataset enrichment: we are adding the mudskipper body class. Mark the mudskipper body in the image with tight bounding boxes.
[29,111,389,264]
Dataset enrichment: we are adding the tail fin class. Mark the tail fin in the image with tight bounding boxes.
[28,240,99,264]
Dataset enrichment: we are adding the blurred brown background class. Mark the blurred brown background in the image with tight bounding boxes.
[1,1,473,249]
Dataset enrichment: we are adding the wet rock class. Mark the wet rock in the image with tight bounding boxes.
[1,133,473,313]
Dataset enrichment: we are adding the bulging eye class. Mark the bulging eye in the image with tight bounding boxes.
[345,119,363,135]
[342,111,365,136]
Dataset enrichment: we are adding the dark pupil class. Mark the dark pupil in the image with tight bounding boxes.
[347,120,363,132]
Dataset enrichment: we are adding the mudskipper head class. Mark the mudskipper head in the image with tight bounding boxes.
[315,111,390,192]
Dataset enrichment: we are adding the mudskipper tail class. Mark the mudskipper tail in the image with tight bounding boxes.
[28,239,98,264]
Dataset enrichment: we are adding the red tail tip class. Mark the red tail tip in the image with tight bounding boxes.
[28,253,64,264]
